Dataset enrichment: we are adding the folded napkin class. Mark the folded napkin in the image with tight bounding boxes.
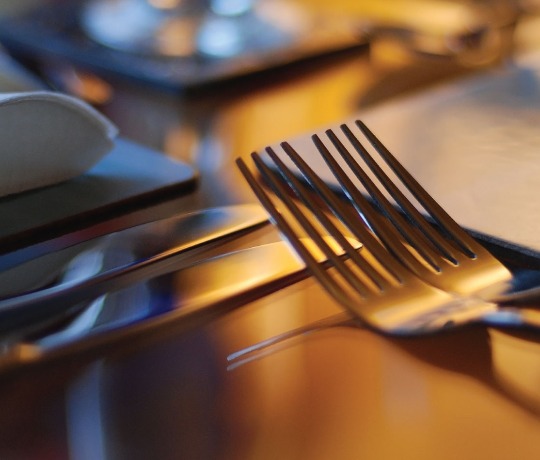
[281,50,540,258]
[0,91,118,197]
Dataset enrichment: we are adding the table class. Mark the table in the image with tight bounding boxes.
[3,2,540,459]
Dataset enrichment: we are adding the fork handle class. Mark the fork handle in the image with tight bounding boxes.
[494,286,540,306]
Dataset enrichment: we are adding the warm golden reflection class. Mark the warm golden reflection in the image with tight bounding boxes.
[213,314,540,459]
[209,54,375,206]
[155,18,199,57]
[148,0,182,9]
[4,1,540,459]
[490,328,540,412]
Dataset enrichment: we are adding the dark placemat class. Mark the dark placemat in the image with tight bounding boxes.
[0,137,197,250]
[0,1,367,92]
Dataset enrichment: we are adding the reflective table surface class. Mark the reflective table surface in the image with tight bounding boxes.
[3,1,540,459]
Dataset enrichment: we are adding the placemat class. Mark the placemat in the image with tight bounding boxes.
[0,1,367,91]
[275,51,540,266]
[0,137,197,250]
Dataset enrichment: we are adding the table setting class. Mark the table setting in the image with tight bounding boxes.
[3,0,540,459]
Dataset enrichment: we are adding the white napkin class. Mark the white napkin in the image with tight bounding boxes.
[280,50,540,256]
[0,91,118,197]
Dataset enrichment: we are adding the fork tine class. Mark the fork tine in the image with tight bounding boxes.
[304,132,445,279]
[253,150,411,295]
[262,147,386,289]
[237,154,377,299]
[324,127,456,270]
[353,120,477,258]
[264,146,393,290]
[236,157,332,286]
[278,140,419,283]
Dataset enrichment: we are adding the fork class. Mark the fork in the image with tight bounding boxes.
[236,144,540,335]
[289,120,540,305]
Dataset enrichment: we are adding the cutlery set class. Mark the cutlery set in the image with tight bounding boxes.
[0,204,268,336]
[0,204,274,351]
[0,236,359,373]
[0,211,358,372]
[4,117,540,372]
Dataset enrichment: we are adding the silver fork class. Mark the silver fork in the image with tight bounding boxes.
[236,146,540,335]
[296,120,540,305]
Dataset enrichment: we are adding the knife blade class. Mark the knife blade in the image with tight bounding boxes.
[0,204,269,335]
[0,236,360,375]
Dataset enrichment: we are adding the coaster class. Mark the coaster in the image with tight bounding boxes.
[0,137,197,250]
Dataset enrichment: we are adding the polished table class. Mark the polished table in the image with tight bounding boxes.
[3,2,540,459]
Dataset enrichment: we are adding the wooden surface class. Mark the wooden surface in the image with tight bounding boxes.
[2,2,540,459]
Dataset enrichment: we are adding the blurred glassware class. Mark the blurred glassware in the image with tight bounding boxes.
[361,0,523,67]
[0,0,365,90]
[80,0,309,59]
[1,0,537,92]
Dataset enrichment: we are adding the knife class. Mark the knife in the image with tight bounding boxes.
[0,204,269,336]
[0,237,360,375]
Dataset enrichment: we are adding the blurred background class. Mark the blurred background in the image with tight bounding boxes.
[3,2,540,460]
[0,0,538,93]
[0,0,538,210]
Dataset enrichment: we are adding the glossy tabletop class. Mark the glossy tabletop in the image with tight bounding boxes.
[3,1,540,459]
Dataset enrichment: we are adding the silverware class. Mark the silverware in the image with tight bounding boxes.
[0,204,268,338]
[265,120,540,305]
[307,120,516,301]
[237,134,540,335]
[309,120,540,306]
[0,237,357,374]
